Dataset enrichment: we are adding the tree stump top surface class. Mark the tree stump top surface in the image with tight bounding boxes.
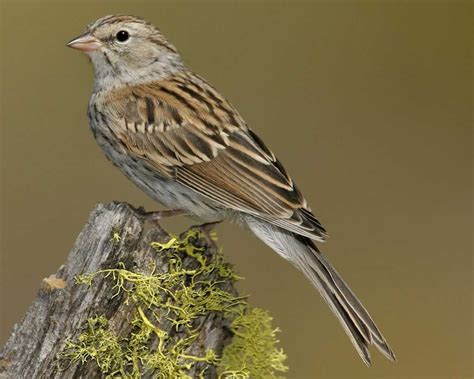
[0,202,237,378]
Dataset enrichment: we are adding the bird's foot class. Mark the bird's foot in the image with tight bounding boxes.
[144,209,187,221]
[134,206,187,223]
[134,207,188,235]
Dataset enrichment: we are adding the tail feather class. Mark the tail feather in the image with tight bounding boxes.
[298,260,373,365]
[299,238,396,365]
[309,243,396,361]
[246,218,396,365]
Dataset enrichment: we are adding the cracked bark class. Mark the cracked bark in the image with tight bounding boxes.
[0,202,237,378]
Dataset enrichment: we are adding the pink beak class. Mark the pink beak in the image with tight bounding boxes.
[67,34,102,52]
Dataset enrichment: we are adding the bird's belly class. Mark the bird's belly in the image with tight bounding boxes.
[93,131,222,223]
[123,162,221,222]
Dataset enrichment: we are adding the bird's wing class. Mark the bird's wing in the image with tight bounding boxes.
[102,74,327,241]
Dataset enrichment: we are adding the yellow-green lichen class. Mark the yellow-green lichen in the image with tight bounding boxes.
[219,308,288,379]
[61,229,288,378]
[62,316,125,375]
[110,231,122,242]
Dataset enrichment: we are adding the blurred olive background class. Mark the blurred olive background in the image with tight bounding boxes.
[0,1,472,378]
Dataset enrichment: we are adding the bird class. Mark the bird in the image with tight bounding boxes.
[67,14,396,366]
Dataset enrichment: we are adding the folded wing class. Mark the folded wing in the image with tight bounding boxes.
[103,73,327,241]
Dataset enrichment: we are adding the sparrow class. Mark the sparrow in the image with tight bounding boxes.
[67,15,395,365]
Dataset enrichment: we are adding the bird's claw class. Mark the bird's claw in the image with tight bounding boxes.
[133,206,187,222]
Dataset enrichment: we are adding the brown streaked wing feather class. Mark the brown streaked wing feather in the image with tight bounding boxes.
[104,73,327,241]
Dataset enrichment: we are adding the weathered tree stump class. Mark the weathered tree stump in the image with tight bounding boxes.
[0,202,239,378]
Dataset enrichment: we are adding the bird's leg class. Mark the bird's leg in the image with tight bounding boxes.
[142,209,187,222]
[134,207,188,235]
[134,206,188,222]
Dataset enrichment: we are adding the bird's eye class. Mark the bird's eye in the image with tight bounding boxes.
[115,30,130,43]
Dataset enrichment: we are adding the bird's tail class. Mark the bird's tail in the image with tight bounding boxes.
[246,218,396,366]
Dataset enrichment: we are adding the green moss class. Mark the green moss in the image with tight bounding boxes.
[61,229,288,378]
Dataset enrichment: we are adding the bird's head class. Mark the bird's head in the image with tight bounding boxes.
[67,15,184,89]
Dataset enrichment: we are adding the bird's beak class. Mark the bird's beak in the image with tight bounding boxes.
[67,34,102,52]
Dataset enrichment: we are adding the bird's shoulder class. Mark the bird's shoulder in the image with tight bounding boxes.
[101,72,247,134]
